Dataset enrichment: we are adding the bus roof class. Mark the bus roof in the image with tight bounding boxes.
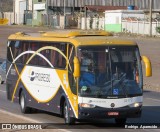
[8,30,137,47]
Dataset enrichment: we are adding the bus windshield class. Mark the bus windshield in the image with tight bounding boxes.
[78,46,143,98]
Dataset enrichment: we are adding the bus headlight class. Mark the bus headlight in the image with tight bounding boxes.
[129,102,142,108]
[79,103,95,108]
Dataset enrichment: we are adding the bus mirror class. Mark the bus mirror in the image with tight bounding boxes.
[73,57,80,78]
[141,56,152,77]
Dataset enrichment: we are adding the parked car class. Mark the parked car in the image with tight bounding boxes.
[0,60,6,84]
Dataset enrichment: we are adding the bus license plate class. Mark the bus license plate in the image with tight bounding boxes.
[108,112,119,116]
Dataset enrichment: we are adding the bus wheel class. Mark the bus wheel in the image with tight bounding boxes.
[115,118,126,125]
[0,75,3,84]
[63,100,75,125]
[20,91,30,113]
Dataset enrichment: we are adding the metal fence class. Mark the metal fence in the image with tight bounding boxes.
[122,18,160,36]
[41,14,77,28]
[3,11,160,36]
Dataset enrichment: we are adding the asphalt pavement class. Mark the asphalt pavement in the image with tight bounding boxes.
[0,83,160,131]
[0,25,160,131]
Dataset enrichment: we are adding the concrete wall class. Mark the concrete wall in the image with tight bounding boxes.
[80,17,104,30]
[122,21,159,35]
[3,12,14,25]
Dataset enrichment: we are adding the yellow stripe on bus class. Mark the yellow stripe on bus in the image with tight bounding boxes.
[11,66,27,102]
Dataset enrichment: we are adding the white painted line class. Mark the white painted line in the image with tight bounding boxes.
[0,109,41,123]
[0,90,6,93]
[0,109,70,132]
[145,98,160,102]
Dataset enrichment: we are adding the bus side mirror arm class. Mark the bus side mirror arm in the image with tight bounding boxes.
[73,57,80,78]
[141,56,152,77]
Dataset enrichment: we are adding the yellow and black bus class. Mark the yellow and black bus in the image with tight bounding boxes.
[6,30,152,124]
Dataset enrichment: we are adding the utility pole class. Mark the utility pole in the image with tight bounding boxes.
[72,0,75,16]
[46,0,49,26]
[63,0,66,29]
[149,0,153,36]
[85,6,87,30]
[13,0,15,24]
[24,0,28,24]
[0,1,4,18]
[26,0,28,11]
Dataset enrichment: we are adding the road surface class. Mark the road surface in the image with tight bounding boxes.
[0,25,160,131]
[0,83,160,131]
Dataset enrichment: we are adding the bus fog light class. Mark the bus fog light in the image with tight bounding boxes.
[79,103,95,108]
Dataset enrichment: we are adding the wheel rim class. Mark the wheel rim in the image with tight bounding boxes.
[20,95,25,110]
[64,102,68,122]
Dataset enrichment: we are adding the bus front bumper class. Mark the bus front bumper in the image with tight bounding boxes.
[78,107,142,119]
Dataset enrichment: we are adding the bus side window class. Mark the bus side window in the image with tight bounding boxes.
[68,44,76,95]
[7,41,16,62]
[21,41,30,64]
[38,42,51,67]
[14,41,22,63]
[59,44,67,68]
[53,43,66,69]
[29,43,39,66]
[50,48,58,68]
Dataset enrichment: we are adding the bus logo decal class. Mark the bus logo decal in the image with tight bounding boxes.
[29,71,35,81]
[28,70,50,83]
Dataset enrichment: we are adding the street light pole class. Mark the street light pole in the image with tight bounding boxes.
[24,0,28,25]
[149,0,153,36]
[64,0,66,29]
[13,0,15,24]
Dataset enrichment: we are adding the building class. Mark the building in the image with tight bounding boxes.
[13,0,160,26]
[105,10,144,32]
[47,0,160,12]
[32,0,46,26]
[14,0,32,24]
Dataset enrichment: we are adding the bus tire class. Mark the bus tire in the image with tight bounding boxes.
[20,91,30,114]
[115,118,126,125]
[63,100,75,125]
[0,75,3,84]
[1,81,4,84]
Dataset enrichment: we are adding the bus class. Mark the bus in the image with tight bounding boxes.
[6,30,152,124]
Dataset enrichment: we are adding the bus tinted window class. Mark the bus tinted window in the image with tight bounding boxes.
[68,44,76,94]
[9,41,22,63]
[8,41,68,69]
[7,41,16,62]
[21,41,31,64]
[29,42,39,66]
[49,43,67,69]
